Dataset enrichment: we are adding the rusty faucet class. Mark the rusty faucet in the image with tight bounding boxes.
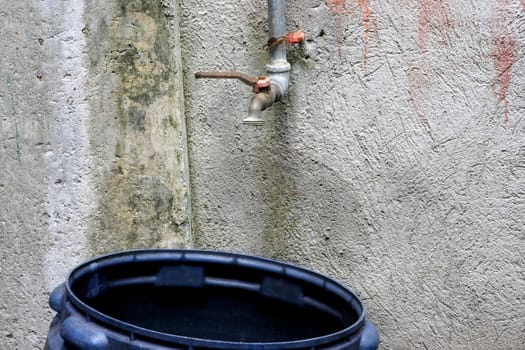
[195,0,304,125]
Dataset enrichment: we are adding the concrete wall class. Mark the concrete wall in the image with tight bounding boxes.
[181,0,524,349]
[0,0,524,349]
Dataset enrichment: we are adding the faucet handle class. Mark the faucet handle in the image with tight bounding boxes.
[195,71,271,93]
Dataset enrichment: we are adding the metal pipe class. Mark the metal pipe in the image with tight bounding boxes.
[266,0,290,98]
[268,0,287,65]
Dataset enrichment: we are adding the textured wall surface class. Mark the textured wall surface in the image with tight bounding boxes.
[181,0,524,349]
[1,2,55,348]
[0,0,524,349]
[0,0,190,348]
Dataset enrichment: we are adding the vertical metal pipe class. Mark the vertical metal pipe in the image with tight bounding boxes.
[268,0,287,64]
[266,0,290,100]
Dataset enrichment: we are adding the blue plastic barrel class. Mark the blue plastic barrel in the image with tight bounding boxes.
[45,250,379,350]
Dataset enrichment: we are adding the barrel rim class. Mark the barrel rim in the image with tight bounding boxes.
[65,249,367,349]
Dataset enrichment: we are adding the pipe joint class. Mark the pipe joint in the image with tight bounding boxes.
[267,71,289,100]
[266,61,291,73]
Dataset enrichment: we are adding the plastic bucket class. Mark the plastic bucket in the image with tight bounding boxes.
[45,250,379,349]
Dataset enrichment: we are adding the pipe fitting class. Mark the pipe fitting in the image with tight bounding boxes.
[267,69,290,99]
[285,31,305,45]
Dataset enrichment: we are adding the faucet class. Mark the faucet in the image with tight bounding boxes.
[195,0,304,125]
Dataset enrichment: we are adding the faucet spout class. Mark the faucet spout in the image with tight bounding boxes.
[243,87,278,126]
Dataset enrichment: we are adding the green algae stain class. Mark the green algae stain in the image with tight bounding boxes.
[262,194,298,260]
[259,107,299,260]
[88,0,189,255]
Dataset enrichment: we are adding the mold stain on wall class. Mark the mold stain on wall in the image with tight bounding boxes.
[258,111,299,260]
[491,0,517,124]
[87,0,189,254]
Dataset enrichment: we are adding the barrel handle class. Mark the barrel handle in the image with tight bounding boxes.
[49,283,66,313]
[359,320,380,350]
[61,317,109,350]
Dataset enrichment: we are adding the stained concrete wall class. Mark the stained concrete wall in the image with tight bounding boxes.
[0,0,524,349]
[0,0,190,348]
[181,0,524,349]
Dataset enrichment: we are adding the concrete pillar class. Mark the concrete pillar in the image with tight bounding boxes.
[0,0,191,347]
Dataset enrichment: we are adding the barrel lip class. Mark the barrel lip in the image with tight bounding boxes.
[65,249,367,349]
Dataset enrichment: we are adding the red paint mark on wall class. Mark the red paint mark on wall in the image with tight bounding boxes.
[326,0,372,65]
[358,0,371,65]
[491,0,516,124]
[326,0,349,15]
[326,0,349,59]
[407,64,432,136]
[407,0,451,139]
[417,0,451,51]
[491,36,515,123]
